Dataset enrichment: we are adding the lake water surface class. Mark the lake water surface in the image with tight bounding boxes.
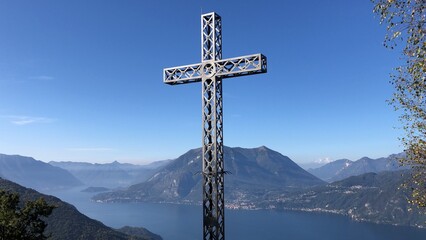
[47,188,426,240]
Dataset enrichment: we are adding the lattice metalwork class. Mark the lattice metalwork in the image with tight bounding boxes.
[163,12,267,240]
[202,12,222,61]
[163,54,267,84]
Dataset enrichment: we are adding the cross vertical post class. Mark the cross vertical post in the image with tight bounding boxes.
[163,12,267,240]
[201,12,225,240]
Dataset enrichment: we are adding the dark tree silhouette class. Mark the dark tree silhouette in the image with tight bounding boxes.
[0,190,55,240]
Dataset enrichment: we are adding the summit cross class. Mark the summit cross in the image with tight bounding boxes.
[163,12,267,240]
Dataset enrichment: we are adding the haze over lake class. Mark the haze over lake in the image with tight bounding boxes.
[49,188,426,240]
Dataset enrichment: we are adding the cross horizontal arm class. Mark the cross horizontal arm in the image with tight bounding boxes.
[163,54,267,85]
[216,53,267,79]
[163,63,203,85]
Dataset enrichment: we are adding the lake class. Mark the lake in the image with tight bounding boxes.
[47,188,426,240]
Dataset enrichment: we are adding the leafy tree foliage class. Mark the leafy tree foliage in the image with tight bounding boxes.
[0,190,55,240]
[372,0,425,207]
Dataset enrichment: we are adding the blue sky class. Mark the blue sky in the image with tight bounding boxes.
[0,0,403,164]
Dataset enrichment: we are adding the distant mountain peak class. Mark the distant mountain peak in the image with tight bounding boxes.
[0,154,82,191]
[258,145,269,150]
[93,146,325,203]
[308,153,408,182]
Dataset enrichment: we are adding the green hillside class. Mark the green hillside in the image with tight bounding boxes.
[0,178,161,240]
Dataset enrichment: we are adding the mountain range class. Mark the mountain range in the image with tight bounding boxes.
[259,170,426,228]
[1,148,423,229]
[0,154,82,191]
[93,146,325,203]
[90,147,425,228]
[0,177,162,240]
[0,153,171,192]
[49,160,170,189]
[308,153,408,182]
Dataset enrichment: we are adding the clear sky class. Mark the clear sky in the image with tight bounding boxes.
[0,0,403,164]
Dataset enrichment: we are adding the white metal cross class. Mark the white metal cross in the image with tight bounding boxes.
[163,12,267,240]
